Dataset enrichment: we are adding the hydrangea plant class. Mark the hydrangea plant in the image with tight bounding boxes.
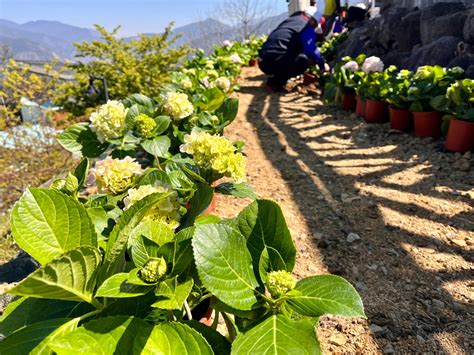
[0,179,365,354]
[406,65,464,112]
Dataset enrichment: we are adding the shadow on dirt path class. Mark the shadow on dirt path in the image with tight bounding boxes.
[238,70,473,354]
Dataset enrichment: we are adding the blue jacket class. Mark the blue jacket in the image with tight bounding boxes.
[300,26,325,70]
[260,13,325,70]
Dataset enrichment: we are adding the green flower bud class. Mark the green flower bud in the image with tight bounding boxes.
[135,114,157,139]
[139,257,167,283]
[266,270,297,298]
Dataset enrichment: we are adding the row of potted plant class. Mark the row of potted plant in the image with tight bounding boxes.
[325,56,474,153]
[0,39,365,354]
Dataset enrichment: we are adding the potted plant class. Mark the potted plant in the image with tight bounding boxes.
[303,66,319,85]
[385,69,414,131]
[340,56,366,111]
[432,79,474,152]
[360,57,387,122]
[407,66,464,137]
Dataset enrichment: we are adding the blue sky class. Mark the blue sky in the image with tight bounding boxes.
[0,0,287,36]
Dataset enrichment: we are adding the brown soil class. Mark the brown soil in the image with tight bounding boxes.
[216,67,474,354]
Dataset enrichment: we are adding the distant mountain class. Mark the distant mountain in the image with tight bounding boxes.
[0,14,287,62]
[0,19,100,61]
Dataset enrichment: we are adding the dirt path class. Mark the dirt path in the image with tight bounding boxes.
[216,67,474,354]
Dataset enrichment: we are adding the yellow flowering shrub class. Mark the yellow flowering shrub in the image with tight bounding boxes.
[135,114,157,138]
[180,130,246,182]
[124,183,181,229]
[163,92,194,120]
[90,100,128,140]
[91,156,142,194]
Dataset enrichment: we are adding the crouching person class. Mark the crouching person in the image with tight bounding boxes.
[258,6,327,92]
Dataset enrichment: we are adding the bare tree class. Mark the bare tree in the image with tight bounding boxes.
[214,0,277,41]
[0,45,12,66]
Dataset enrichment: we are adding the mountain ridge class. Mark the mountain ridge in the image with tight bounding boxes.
[0,15,286,62]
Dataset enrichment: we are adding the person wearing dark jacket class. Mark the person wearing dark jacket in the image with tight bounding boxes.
[258,6,326,92]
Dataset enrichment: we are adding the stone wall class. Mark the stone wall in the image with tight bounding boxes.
[335,2,474,77]
[381,0,474,10]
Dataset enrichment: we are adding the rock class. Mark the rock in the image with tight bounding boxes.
[407,36,461,71]
[464,8,474,42]
[382,51,410,68]
[329,334,347,346]
[416,335,426,343]
[396,10,421,52]
[379,7,410,50]
[347,233,362,243]
[466,65,474,79]
[420,3,466,45]
[432,299,445,309]
[0,251,38,284]
[370,324,385,333]
[368,200,377,209]
[447,55,474,71]
[341,193,362,203]
[336,27,367,60]
[453,159,471,172]
[452,239,467,247]
[463,151,472,160]
[383,343,395,354]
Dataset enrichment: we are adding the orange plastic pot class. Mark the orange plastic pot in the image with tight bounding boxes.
[365,100,388,123]
[412,111,442,137]
[445,119,474,153]
[356,97,366,118]
[204,194,218,215]
[303,72,317,85]
[248,58,258,67]
[389,107,412,131]
[342,93,357,111]
[199,307,214,327]
[185,194,218,215]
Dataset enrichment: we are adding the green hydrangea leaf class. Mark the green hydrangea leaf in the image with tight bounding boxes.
[8,247,101,305]
[99,192,173,284]
[141,136,171,158]
[0,318,74,355]
[287,275,366,318]
[215,182,257,199]
[0,297,92,338]
[192,224,259,310]
[57,123,109,158]
[95,273,153,298]
[233,200,296,282]
[232,315,321,355]
[49,317,213,355]
[11,188,98,265]
[152,277,194,310]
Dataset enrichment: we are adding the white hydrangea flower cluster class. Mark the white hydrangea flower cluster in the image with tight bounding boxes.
[180,78,193,90]
[214,77,231,92]
[91,156,143,195]
[362,56,384,73]
[163,92,194,120]
[223,40,233,47]
[342,61,359,72]
[230,53,243,64]
[90,100,128,140]
[124,183,181,229]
